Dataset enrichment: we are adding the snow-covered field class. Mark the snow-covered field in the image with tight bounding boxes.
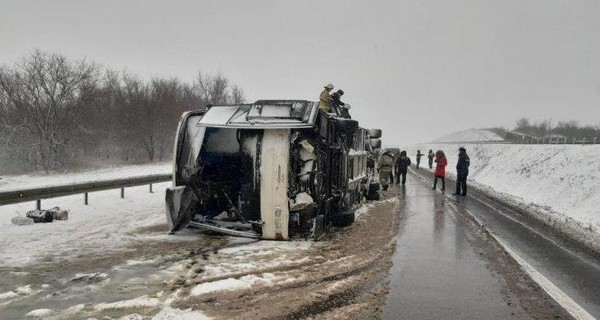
[0,163,173,266]
[432,128,504,143]
[0,162,171,192]
[410,141,600,249]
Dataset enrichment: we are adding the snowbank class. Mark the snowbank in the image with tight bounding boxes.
[414,143,600,245]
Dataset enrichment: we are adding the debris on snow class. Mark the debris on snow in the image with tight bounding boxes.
[69,272,109,284]
[25,207,69,223]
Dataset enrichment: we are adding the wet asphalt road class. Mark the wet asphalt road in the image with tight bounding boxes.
[382,177,529,319]
[381,169,600,319]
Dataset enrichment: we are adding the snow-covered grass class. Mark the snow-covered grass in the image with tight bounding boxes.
[0,162,171,192]
[0,163,179,267]
[0,181,175,267]
[410,141,600,248]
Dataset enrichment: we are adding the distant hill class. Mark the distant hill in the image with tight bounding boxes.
[432,129,504,143]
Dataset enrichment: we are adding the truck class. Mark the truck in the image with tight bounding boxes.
[165,100,382,240]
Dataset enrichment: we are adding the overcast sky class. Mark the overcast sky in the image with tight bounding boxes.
[2,0,599,146]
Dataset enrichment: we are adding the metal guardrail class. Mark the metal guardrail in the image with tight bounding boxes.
[0,173,172,209]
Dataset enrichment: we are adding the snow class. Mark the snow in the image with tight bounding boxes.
[0,291,18,300]
[190,273,278,296]
[119,314,144,320]
[415,142,600,234]
[0,163,180,267]
[25,308,53,317]
[152,306,210,320]
[25,309,52,317]
[0,162,171,192]
[15,285,35,295]
[432,129,503,143]
[94,295,161,310]
[199,105,238,125]
[0,285,37,305]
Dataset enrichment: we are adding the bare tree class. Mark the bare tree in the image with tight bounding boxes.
[0,50,100,171]
[0,51,246,174]
[196,71,231,105]
[230,85,245,104]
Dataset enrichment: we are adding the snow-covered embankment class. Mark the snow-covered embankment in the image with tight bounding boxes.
[417,143,600,250]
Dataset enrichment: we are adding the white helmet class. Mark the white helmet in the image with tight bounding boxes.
[324,83,334,89]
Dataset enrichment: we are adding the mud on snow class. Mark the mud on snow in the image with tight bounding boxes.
[0,192,403,320]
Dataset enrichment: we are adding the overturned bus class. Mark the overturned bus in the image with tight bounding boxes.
[165,100,382,240]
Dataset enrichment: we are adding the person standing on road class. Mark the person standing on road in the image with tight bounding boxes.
[319,83,334,112]
[416,150,423,169]
[428,150,434,169]
[432,150,447,191]
[394,150,412,185]
[454,147,470,196]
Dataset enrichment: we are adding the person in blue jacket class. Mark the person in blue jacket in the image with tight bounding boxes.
[454,147,470,196]
[394,150,412,185]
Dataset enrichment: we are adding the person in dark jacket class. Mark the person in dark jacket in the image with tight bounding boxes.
[416,150,423,169]
[428,150,434,169]
[454,147,470,196]
[394,150,412,185]
[330,89,351,118]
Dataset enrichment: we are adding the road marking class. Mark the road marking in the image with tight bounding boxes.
[459,205,597,320]
[413,168,597,319]
[494,238,597,320]
[467,193,600,271]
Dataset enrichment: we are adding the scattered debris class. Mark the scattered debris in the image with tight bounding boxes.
[69,272,109,284]
[24,207,69,224]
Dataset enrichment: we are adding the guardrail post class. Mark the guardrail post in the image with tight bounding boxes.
[595,137,597,144]
[121,188,125,199]
[84,192,88,205]
[149,183,153,193]
[36,199,41,210]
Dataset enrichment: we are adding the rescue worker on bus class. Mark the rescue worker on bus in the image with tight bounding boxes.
[330,89,351,118]
[319,83,334,112]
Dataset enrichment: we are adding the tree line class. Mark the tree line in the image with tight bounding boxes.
[512,118,600,139]
[0,50,245,174]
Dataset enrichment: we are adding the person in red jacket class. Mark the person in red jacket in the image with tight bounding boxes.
[432,150,447,191]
